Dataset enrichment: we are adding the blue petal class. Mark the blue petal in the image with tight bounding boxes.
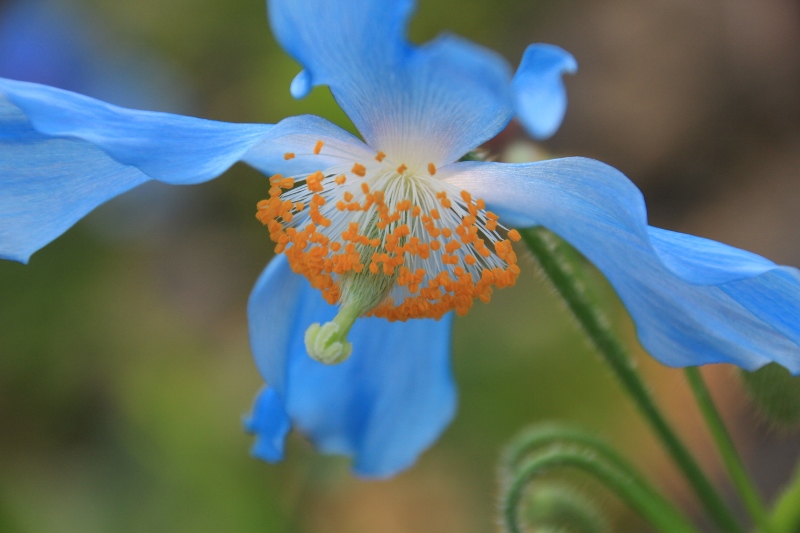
[289,69,312,99]
[0,78,373,263]
[269,0,514,166]
[1,78,272,183]
[1,95,148,263]
[441,158,800,373]
[247,255,457,477]
[244,387,291,463]
[511,44,577,140]
[242,114,376,177]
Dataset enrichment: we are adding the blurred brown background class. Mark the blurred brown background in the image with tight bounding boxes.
[1,0,800,531]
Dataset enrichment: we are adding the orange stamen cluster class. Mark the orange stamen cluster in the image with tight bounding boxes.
[256,143,521,321]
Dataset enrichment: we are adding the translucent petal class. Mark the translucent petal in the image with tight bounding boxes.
[511,44,577,140]
[1,78,272,184]
[442,158,800,373]
[269,0,514,166]
[242,114,375,177]
[0,95,147,262]
[247,255,457,477]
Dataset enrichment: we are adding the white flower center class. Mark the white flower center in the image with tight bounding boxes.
[256,141,521,364]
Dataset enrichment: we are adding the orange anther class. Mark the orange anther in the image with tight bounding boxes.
[257,163,520,323]
[396,164,407,174]
[445,240,461,253]
[375,151,386,162]
[283,152,295,160]
[428,163,437,175]
[313,140,324,154]
[352,163,366,177]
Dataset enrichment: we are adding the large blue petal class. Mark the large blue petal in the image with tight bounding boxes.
[441,158,800,373]
[269,0,514,167]
[247,255,457,477]
[1,78,273,183]
[0,78,374,263]
[511,44,577,140]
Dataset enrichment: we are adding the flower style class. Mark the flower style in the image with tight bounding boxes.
[2,0,800,478]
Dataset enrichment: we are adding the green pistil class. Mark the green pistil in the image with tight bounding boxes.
[304,303,361,365]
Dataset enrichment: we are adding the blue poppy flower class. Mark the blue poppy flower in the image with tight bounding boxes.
[2,0,799,478]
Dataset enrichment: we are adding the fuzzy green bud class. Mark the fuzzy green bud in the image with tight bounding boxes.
[524,484,609,533]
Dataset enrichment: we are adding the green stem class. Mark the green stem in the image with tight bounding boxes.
[521,227,743,533]
[685,367,774,533]
[502,424,660,489]
[502,448,699,533]
[500,424,700,533]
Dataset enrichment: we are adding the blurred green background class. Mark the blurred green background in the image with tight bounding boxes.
[2,0,800,531]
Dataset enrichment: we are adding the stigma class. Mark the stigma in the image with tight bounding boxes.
[256,141,521,364]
